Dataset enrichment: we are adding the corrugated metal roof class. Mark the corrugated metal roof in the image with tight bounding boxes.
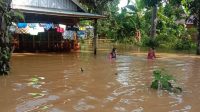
[12,5,106,19]
[71,0,87,12]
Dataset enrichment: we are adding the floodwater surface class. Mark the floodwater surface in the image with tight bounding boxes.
[0,48,200,112]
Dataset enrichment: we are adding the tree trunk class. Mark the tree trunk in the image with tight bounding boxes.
[93,19,97,55]
[150,4,158,38]
[196,12,200,55]
[0,32,11,75]
[0,0,12,75]
[197,33,200,55]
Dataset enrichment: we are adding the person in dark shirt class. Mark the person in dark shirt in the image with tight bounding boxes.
[110,48,117,59]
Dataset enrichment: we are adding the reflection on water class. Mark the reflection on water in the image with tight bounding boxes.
[0,49,200,112]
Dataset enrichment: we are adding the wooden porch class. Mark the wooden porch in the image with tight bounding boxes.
[11,0,106,54]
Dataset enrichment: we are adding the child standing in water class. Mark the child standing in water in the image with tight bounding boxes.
[147,47,156,59]
[110,48,117,59]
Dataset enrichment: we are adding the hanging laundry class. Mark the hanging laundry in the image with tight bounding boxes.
[35,24,45,32]
[62,30,74,39]
[15,23,45,35]
[62,30,68,39]
[40,23,54,30]
[28,28,38,35]
[68,30,74,39]
[57,27,64,33]
[45,23,54,30]
[59,24,66,31]
[28,23,37,29]
[17,23,27,28]
[15,26,30,34]
[77,30,86,39]
[79,26,86,31]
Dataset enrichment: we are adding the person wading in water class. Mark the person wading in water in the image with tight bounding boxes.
[147,47,156,59]
[110,48,117,59]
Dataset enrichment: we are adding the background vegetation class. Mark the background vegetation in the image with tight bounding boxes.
[81,0,199,51]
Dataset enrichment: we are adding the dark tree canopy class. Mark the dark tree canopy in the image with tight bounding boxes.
[187,0,200,24]
[144,0,162,7]
[186,0,200,54]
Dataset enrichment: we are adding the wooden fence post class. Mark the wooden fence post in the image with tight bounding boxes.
[93,19,97,55]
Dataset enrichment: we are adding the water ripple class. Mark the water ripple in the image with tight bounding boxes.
[16,95,59,112]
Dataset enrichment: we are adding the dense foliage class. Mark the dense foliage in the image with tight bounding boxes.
[98,0,145,44]
[185,0,200,54]
[81,0,198,51]
[0,0,23,75]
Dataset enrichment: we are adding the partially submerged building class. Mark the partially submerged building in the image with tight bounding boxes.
[11,0,104,53]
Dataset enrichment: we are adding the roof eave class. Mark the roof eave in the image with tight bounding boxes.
[12,6,106,19]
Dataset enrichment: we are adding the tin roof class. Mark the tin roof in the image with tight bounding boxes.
[11,4,106,19]
[71,0,87,12]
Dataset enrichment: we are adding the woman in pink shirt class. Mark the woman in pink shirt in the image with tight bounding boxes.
[147,47,156,59]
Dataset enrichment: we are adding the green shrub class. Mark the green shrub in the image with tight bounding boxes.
[174,36,194,50]
[143,37,159,48]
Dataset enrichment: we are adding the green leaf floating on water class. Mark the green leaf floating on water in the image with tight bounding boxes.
[41,106,49,110]
[31,77,39,82]
[28,93,45,98]
[27,77,40,86]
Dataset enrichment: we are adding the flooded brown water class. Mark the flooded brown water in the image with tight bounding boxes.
[1,47,200,112]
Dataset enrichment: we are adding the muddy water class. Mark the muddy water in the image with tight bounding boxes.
[0,49,200,112]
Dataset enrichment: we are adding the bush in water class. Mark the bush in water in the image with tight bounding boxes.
[151,69,182,93]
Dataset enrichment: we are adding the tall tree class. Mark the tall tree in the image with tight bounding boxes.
[144,0,162,38]
[185,0,200,55]
[0,0,23,75]
[126,0,146,29]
